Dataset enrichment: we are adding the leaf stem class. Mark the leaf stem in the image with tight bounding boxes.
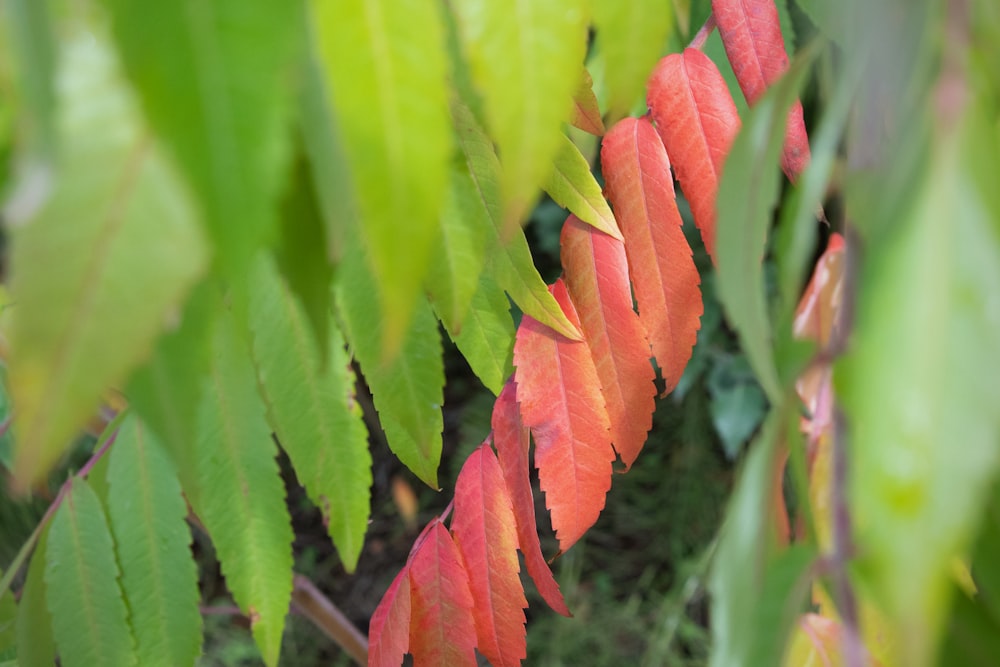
[292,574,369,666]
[688,14,716,51]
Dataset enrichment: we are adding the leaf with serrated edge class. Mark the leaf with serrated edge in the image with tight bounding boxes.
[514,279,614,552]
[452,0,588,234]
[452,443,528,667]
[313,0,451,353]
[544,133,623,241]
[45,478,136,667]
[8,32,208,490]
[249,255,372,571]
[107,414,202,667]
[407,521,477,666]
[593,0,673,121]
[492,382,569,615]
[441,272,514,396]
[16,529,55,667]
[193,313,294,667]
[647,48,741,261]
[452,101,581,340]
[601,116,702,393]
[571,68,605,135]
[368,567,411,667]
[561,214,657,468]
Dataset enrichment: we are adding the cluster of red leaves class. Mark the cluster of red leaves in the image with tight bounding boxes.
[369,2,810,664]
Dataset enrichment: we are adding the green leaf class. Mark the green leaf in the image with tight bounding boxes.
[592,0,673,121]
[838,108,1000,667]
[125,282,215,502]
[106,414,202,667]
[248,256,372,572]
[747,545,816,666]
[45,478,136,667]
[715,46,818,405]
[425,165,490,332]
[15,528,54,667]
[452,101,581,340]
[543,132,623,241]
[193,312,294,667]
[708,357,768,460]
[1,0,56,156]
[452,0,589,234]
[7,32,209,490]
[103,0,299,281]
[336,242,444,488]
[0,573,15,654]
[311,0,452,354]
[439,272,515,395]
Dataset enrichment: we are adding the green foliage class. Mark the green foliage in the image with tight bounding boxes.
[16,529,54,667]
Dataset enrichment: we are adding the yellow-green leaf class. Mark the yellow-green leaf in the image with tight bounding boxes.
[543,132,622,240]
[15,529,54,667]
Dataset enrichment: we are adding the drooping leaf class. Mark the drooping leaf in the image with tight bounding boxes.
[15,529,54,667]
[592,0,673,121]
[336,240,444,488]
[570,68,605,135]
[2,0,56,156]
[407,521,478,666]
[106,414,202,667]
[367,567,411,667]
[193,313,294,667]
[543,133,623,241]
[491,382,569,615]
[513,279,614,552]
[442,272,515,396]
[312,0,451,353]
[451,0,588,235]
[452,443,528,667]
[426,165,490,333]
[711,0,811,178]
[249,255,372,572]
[647,48,741,261]
[452,101,581,340]
[560,215,656,469]
[103,0,298,281]
[7,33,209,490]
[45,478,136,667]
[600,116,703,392]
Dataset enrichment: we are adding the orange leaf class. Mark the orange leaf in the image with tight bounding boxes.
[561,214,657,468]
[407,521,477,666]
[513,279,615,552]
[571,68,605,136]
[491,382,570,616]
[452,443,529,667]
[368,567,411,667]
[711,0,811,178]
[647,48,741,261]
[601,116,703,392]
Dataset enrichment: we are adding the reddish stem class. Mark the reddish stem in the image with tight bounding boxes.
[689,13,717,51]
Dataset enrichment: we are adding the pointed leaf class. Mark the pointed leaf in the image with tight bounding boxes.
[103,0,298,281]
[7,33,209,490]
[571,68,605,135]
[593,0,674,121]
[106,415,202,667]
[492,382,569,615]
[193,314,294,667]
[452,443,528,667]
[442,272,515,396]
[336,243,443,488]
[407,521,477,667]
[45,478,136,667]
[367,567,411,667]
[452,0,588,233]
[312,0,451,352]
[543,133,623,241]
[15,530,54,667]
[3,0,56,156]
[560,215,657,468]
[453,101,581,340]
[711,0,811,178]
[249,256,372,572]
[513,279,615,552]
[601,116,703,393]
[647,48,741,260]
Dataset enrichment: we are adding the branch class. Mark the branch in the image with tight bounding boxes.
[292,575,369,666]
[688,13,717,51]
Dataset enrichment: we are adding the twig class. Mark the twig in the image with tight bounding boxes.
[689,13,717,51]
[292,575,369,666]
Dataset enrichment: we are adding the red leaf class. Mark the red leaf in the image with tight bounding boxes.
[571,68,606,136]
[492,382,570,616]
[560,214,657,468]
[711,0,811,178]
[513,279,615,552]
[601,117,703,393]
[368,567,411,667]
[407,521,478,667]
[647,48,741,261]
[452,443,529,667]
